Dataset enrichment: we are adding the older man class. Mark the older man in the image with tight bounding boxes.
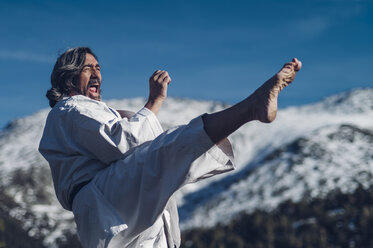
[39,47,301,248]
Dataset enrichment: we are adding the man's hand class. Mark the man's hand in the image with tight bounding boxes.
[145,70,171,115]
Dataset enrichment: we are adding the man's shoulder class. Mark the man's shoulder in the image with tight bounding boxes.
[59,95,106,108]
[51,95,108,114]
[48,95,118,123]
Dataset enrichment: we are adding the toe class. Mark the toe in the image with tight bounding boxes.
[292,58,302,71]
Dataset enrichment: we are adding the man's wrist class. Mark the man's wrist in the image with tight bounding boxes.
[146,97,164,107]
[145,97,165,115]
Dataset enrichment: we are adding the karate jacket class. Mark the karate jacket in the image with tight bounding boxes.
[39,95,235,247]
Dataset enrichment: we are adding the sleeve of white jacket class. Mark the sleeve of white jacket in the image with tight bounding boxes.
[70,103,163,165]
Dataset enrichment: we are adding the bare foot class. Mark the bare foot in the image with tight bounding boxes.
[250,58,302,123]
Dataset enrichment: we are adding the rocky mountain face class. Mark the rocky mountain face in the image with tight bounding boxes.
[0,88,372,247]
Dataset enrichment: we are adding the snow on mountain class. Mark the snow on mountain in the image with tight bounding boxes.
[180,123,373,229]
[0,88,372,246]
[179,88,373,230]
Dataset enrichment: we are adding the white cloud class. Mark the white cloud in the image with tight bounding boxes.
[0,50,54,63]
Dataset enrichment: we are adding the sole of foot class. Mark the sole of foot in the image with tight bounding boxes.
[252,58,302,123]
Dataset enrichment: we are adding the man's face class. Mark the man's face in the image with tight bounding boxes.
[77,53,102,101]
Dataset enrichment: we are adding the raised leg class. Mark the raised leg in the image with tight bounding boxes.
[202,58,302,144]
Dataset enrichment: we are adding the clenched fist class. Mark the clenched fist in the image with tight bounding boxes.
[145,70,172,115]
[149,70,171,101]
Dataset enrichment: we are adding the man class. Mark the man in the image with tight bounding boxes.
[39,47,301,248]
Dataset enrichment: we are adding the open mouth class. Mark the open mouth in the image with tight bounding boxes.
[88,84,99,94]
[88,78,100,95]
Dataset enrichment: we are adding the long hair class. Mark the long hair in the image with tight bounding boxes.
[47,47,98,107]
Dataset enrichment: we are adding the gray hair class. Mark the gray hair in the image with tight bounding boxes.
[46,47,98,107]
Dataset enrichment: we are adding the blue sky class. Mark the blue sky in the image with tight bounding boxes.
[0,0,372,128]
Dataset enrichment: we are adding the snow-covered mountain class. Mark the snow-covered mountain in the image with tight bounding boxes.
[0,88,372,247]
[179,88,373,230]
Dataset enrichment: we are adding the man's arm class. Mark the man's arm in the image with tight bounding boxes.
[145,70,171,115]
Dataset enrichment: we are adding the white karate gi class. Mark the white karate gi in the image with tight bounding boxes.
[39,95,235,248]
